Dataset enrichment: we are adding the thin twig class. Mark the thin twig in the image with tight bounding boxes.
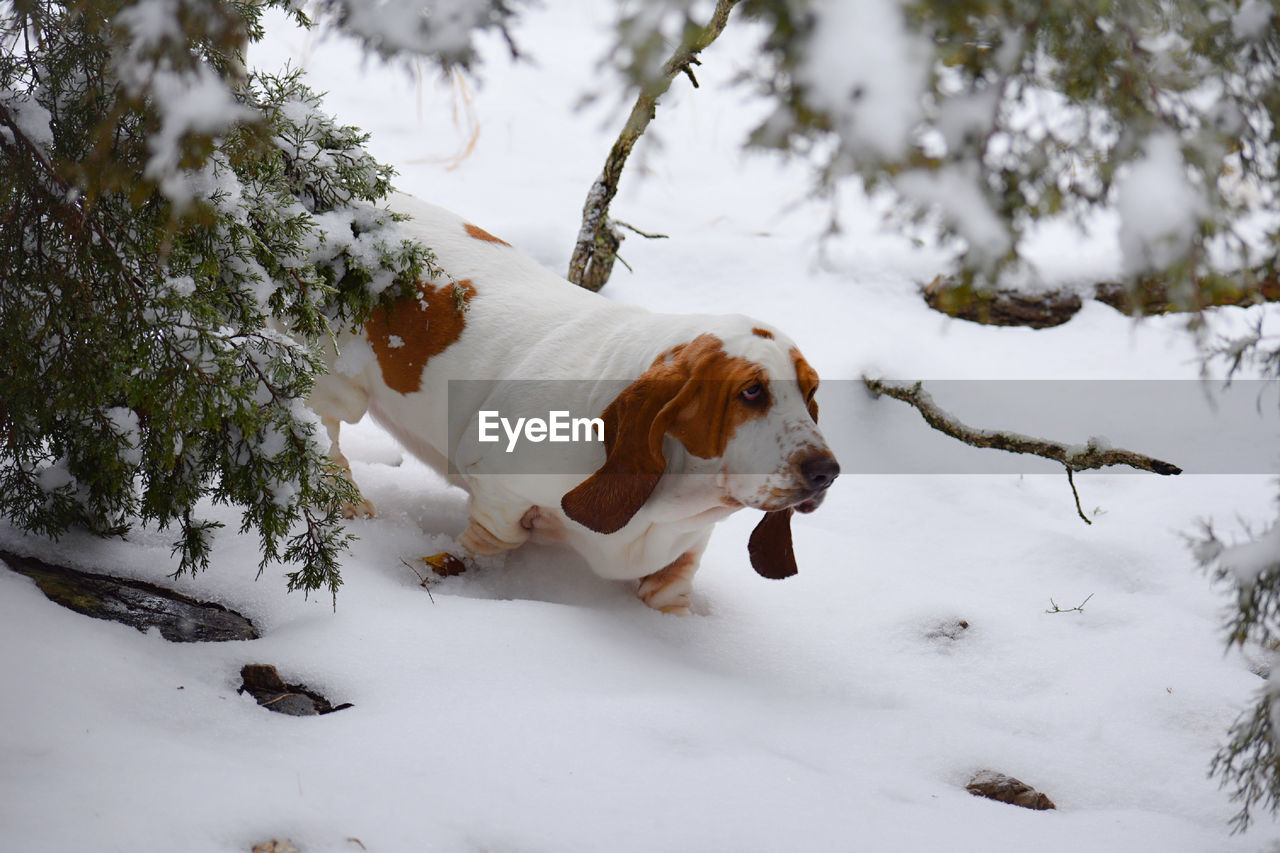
[567,0,741,291]
[400,557,436,603]
[863,377,1182,525]
[614,219,669,240]
[1065,466,1091,525]
[1046,593,1094,614]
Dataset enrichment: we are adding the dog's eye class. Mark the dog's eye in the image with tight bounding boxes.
[741,383,764,402]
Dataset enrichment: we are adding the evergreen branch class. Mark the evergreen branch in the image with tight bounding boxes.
[1,53,410,597]
[0,103,187,337]
[1212,689,1280,833]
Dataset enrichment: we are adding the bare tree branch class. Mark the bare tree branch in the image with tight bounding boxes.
[567,0,740,291]
[862,377,1182,524]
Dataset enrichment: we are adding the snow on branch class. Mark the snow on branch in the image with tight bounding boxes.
[862,377,1182,524]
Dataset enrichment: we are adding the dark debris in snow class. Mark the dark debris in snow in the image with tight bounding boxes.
[966,770,1056,810]
[239,663,352,716]
[1,549,258,642]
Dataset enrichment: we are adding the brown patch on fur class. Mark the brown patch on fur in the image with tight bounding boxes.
[660,334,772,459]
[791,347,820,423]
[367,279,476,394]
[638,551,698,613]
[561,334,770,534]
[640,551,695,589]
[463,223,510,246]
[751,327,774,339]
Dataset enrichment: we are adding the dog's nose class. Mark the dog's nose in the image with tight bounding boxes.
[801,455,840,491]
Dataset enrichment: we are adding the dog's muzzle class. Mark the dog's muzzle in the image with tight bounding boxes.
[794,453,839,513]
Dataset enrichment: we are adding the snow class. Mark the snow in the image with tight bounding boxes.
[35,461,74,493]
[307,208,410,295]
[112,0,183,51]
[895,161,1013,267]
[324,0,503,60]
[0,88,55,152]
[333,335,376,377]
[167,274,197,297]
[1114,132,1206,276]
[1233,0,1275,41]
[111,0,255,204]
[933,83,1002,155]
[3,1,1280,851]
[1220,525,1280,587]
[144,66,255,205]
[105,406,143,466]
[797,0,930,161]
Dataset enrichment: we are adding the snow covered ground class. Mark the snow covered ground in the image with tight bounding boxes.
[4,2,1280,851]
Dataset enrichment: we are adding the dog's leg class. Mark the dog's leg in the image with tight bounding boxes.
[456,496,533,557]
[323,417,376,519]
[310,362,375,519]
[637,550,702,615]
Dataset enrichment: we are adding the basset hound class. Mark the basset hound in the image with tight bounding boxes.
[310,192,839,613]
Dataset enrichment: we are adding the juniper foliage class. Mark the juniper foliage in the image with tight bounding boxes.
[1194,326,1280,831]
[0,0,433,599]
[735,0,1280,309]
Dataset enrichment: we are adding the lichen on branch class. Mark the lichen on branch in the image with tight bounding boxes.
[567,0,741,291]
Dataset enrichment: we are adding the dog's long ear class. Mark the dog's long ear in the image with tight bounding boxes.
[748,508,797,579]
[561,366,694,534]
[793,347,820,424]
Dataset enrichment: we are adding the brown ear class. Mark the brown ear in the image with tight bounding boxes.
[748,508,798,579]
[561,371,695,534]
[791,347,820,424]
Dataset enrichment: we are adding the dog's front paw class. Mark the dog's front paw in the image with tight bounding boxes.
[458,517,527,556]
[637,553,697,615]
[637,574,692,614]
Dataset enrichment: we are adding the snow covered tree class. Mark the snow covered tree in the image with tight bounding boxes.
[1198,519,1280,831]
[731,0,1277,312]
[5,0,1280,821]
[0,0,440,599]
[1195,317,1280,831]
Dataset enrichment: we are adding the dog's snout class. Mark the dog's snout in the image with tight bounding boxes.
[801,455,840,491]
